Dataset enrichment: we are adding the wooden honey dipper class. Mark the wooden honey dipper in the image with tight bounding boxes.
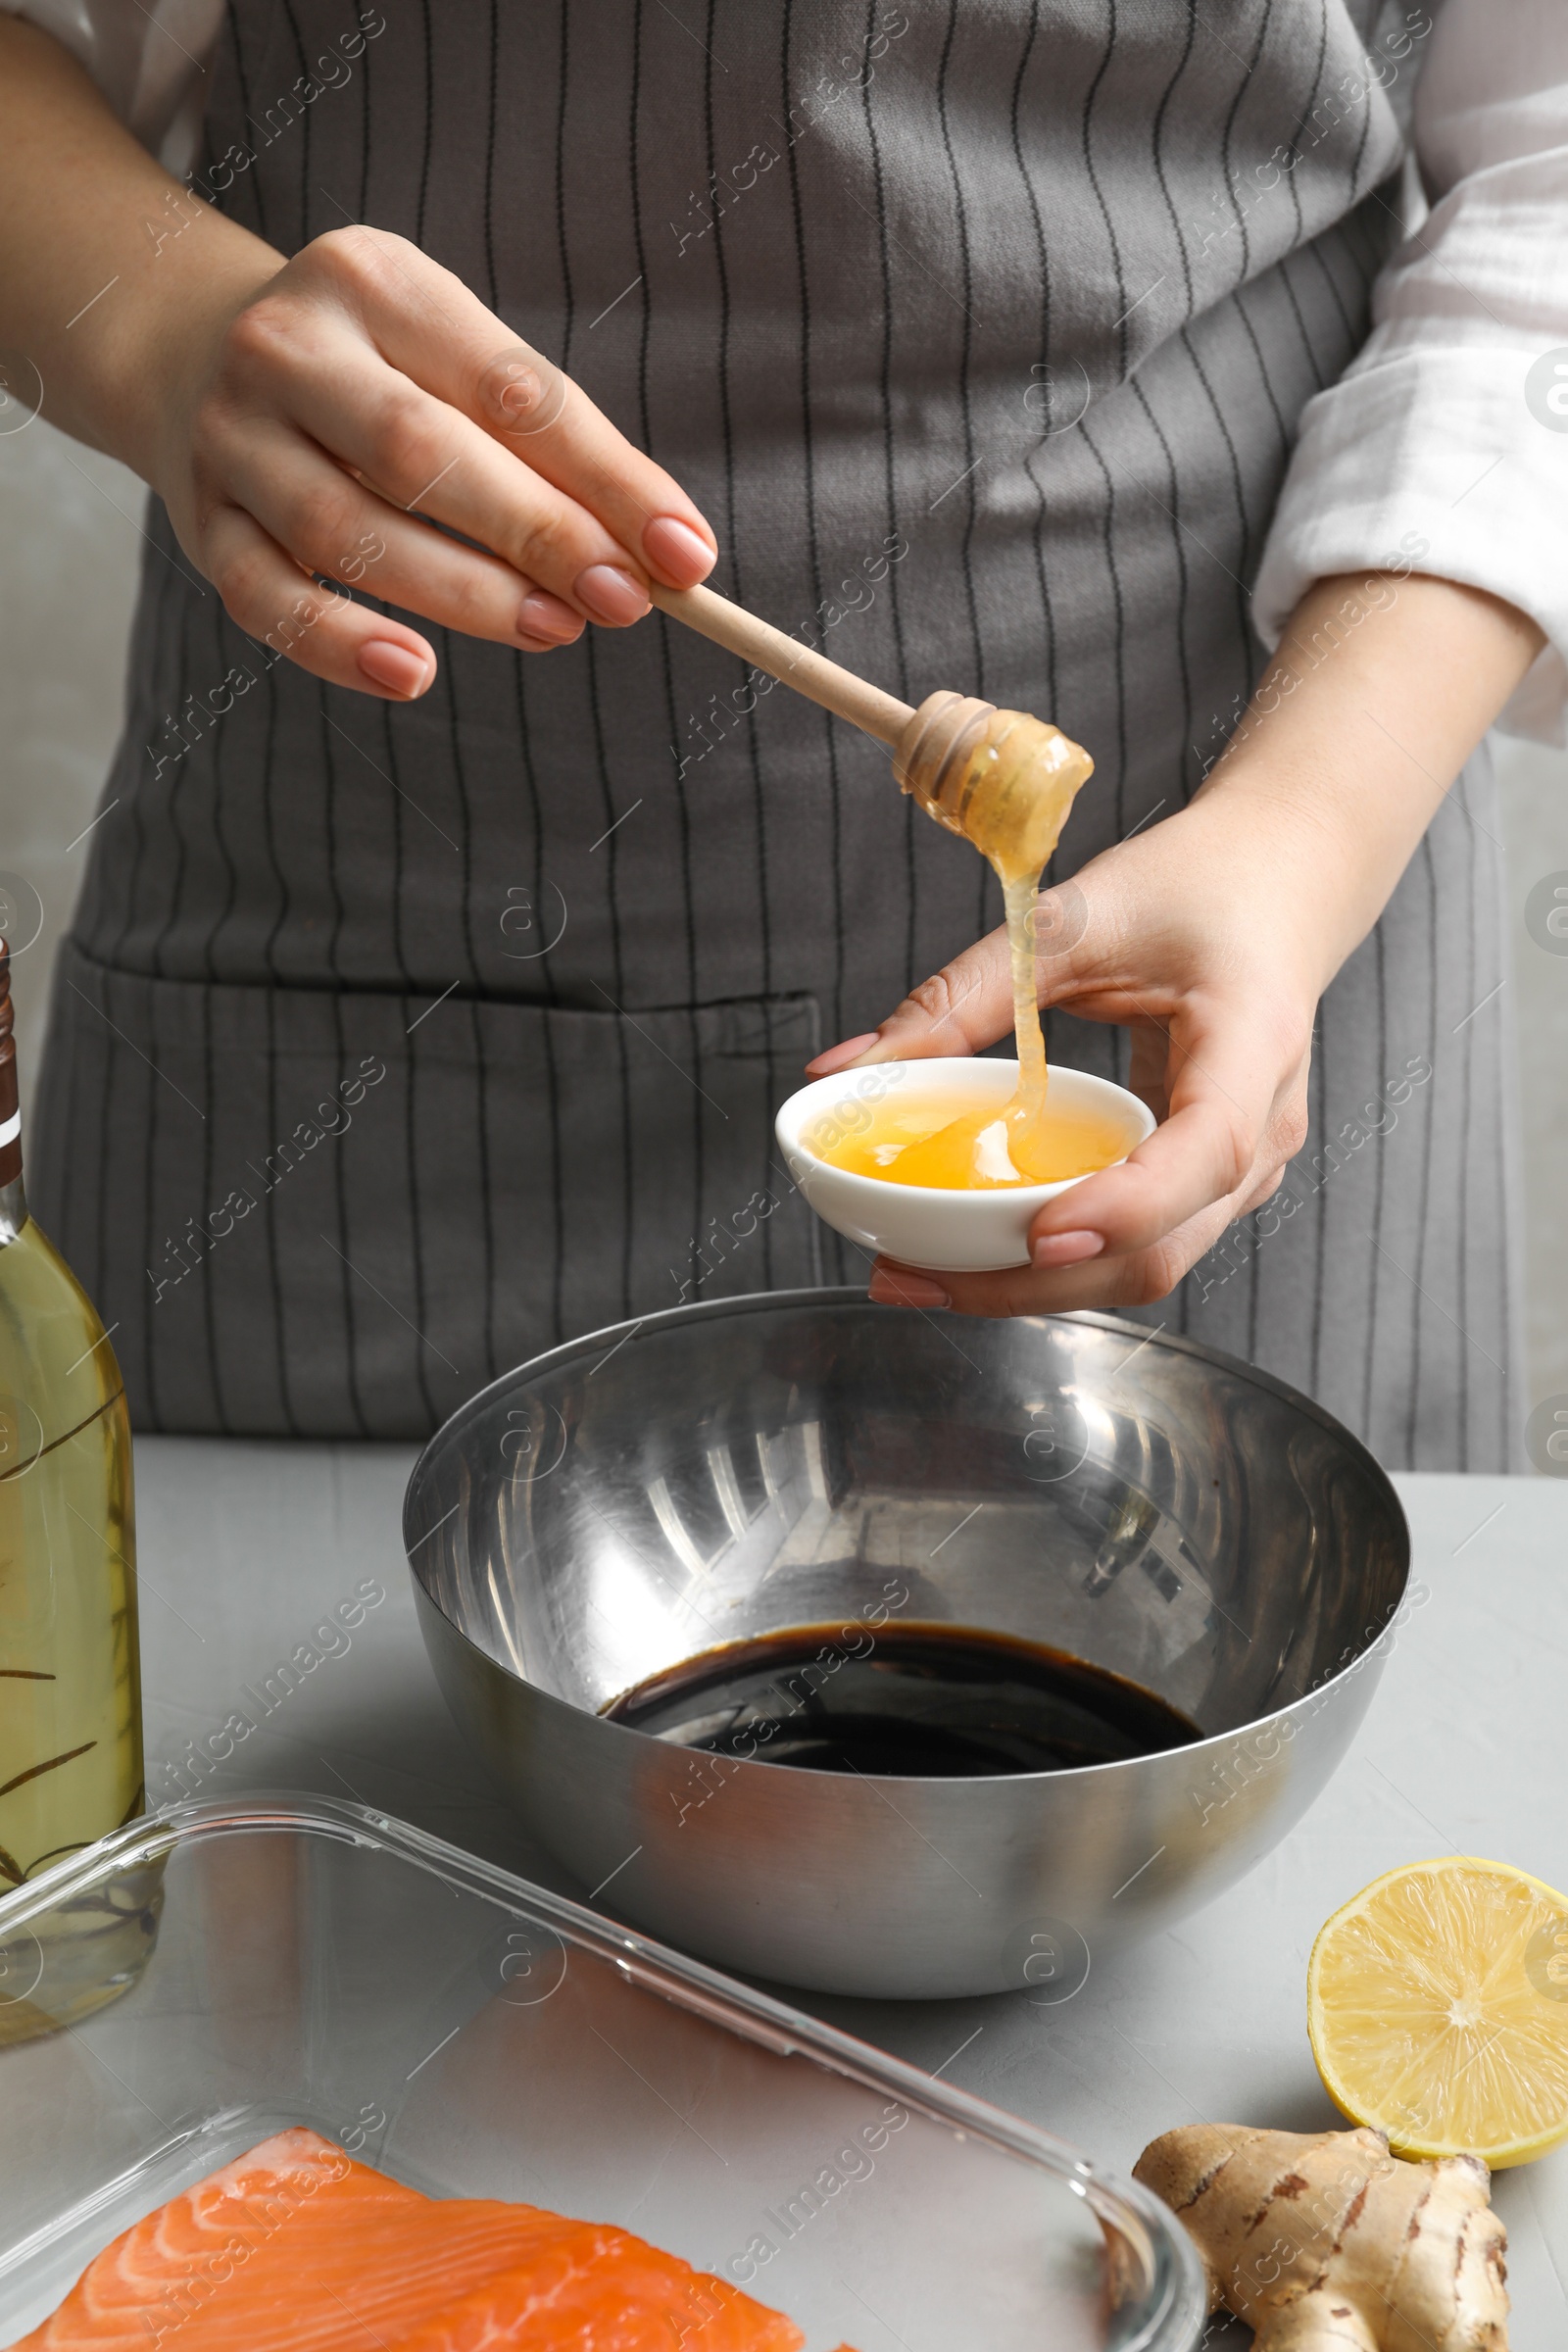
[651,579,1101,1185]
[649,582,1093,890]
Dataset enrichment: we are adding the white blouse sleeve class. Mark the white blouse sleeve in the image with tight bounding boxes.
[1253,0,1568,744]
[1,1,222,172]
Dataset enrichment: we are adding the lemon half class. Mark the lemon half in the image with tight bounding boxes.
[1307,1856,1568,2169]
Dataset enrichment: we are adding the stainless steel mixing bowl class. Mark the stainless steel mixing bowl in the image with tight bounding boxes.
[405,1291,1408,1999]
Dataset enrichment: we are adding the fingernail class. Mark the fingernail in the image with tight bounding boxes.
[1031,1229,1104,1269]
[643,515,716,584]
[357,640,431,698]
[517,590,582,644]
[806,1033,880,1076]
[868,1270,951,1309]
[574,564,650,624]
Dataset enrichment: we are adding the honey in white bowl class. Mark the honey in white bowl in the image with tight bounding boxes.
[814,1082,1133,1189]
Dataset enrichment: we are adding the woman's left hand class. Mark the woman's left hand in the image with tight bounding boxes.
[803,569,1545,1317]
[808,790,1322,1315]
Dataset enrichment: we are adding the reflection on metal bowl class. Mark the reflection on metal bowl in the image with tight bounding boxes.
[405,1292,1408,1999]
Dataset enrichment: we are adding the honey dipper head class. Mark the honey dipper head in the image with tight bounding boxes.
[894,692,1094,884]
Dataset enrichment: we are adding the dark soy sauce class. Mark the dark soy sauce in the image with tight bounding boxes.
[604,1622,1201,1777]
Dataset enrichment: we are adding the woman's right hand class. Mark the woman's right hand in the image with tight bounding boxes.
[0,9,718,701]
[141,223,716,699]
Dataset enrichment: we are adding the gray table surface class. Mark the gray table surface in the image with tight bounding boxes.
[131,1440,1568,2341]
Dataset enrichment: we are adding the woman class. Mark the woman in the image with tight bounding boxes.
[0,0,1560,1463]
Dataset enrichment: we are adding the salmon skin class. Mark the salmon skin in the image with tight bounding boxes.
[15,2126,852,2350]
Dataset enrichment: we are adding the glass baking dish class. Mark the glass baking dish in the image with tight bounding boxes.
[0,1797,1203,2350]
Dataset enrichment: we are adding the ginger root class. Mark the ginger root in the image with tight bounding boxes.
[1133,2123,1508,2351]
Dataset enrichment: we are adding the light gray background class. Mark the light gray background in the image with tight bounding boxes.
[3,416,1566,1407]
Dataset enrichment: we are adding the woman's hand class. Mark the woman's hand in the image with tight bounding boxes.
[807,569,1544,1316]
[0,19,716,701]
[143,226,717,698]
[813,796,1323,1314]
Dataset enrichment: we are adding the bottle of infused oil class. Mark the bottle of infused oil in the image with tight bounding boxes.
[0,941,151,2039]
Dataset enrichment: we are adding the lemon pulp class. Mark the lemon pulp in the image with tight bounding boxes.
[1306,1854,1568,2168]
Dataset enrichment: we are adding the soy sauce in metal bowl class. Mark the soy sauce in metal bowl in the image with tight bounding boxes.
[604,1622,1201,1778]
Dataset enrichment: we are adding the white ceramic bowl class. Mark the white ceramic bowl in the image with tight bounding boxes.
[775,1057,1155,1273]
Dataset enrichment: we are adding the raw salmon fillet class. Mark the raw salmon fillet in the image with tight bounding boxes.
[15,2126,817,2350]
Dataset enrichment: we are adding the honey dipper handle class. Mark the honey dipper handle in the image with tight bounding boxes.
[648,581,915,749]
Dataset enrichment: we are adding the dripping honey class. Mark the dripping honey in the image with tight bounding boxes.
[823,708,1112,1188]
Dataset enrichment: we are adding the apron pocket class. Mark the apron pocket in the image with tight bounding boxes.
[31,944,826,1439]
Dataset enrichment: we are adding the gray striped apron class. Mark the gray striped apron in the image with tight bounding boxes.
[32,0,1520,1469]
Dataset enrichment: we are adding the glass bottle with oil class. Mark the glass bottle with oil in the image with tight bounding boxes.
[0,941,154,2039]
